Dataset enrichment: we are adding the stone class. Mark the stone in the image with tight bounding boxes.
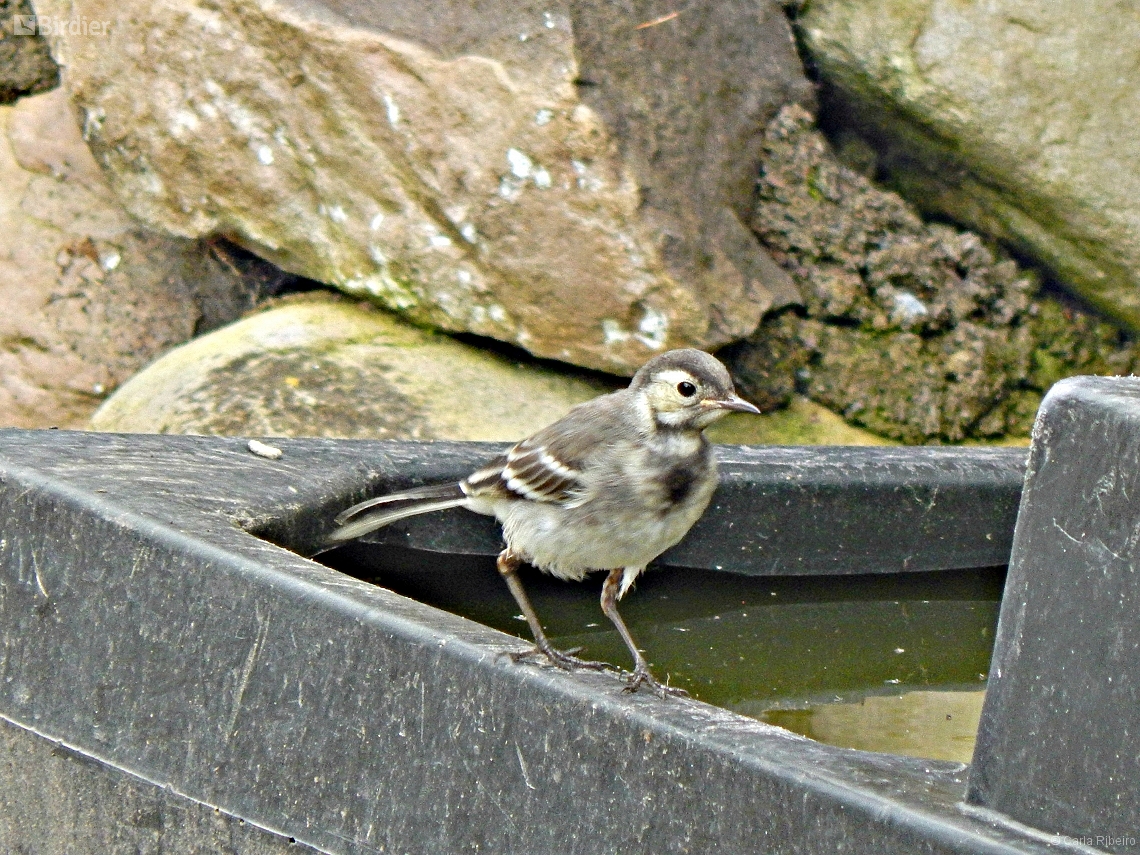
[727,106,1138,444]
[91,293,891,446]
[0,88,282,429]
[90,295,614,440]
[797,0,1140,332]
[0,0,60,103]
[38,0,812,374]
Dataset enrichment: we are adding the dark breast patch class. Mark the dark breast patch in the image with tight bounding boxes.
[661,455,707,506]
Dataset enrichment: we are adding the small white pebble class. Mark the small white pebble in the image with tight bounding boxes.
[248,439,283,460]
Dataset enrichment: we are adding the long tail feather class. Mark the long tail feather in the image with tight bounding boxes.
[328,483,467,544]
[334,483,464,525]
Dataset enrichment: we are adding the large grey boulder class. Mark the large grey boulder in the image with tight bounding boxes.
[39,0,812,374]
[797,0,1140,331]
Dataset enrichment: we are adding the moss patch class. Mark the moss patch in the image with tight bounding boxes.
[728,105,1137,444]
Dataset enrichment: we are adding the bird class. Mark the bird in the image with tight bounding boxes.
[327,348,761,695]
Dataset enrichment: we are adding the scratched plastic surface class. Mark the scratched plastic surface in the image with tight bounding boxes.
[327,545,1002,762]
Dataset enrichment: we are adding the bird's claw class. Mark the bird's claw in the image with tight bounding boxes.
[506,644,615,673]
[621,668,689,699]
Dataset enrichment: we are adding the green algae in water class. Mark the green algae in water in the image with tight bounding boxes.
[331,546,1001,762]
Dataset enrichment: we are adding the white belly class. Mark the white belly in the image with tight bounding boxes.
[492,477,715,581]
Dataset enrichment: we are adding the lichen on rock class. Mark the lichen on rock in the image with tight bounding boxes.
[727,105,1138,444]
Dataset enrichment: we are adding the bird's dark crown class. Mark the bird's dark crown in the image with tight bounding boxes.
[630,348,735,398]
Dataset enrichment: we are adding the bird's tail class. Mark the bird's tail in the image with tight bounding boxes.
[327,483,468,544]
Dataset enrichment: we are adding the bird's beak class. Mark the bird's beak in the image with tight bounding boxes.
[705,394,762,415]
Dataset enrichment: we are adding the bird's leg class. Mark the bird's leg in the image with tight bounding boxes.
[601,568,688,698]
[497,550,611,672]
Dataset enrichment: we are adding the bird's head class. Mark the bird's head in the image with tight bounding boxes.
[630,349,761,430]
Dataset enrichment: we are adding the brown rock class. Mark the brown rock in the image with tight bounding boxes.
[0,88,274,428]
[39,0,811,373]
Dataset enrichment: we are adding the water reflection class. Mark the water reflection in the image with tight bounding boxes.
[760,689,985,764]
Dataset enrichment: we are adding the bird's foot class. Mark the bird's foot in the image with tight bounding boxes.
[507,644,615,673]
[621,667,689,699]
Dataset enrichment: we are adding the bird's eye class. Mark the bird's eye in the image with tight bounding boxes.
[677,381,697,398]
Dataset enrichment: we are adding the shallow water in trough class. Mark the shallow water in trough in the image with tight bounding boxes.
[327,545,1002,765]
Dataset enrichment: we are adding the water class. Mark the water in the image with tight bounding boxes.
[327,545,1002,763]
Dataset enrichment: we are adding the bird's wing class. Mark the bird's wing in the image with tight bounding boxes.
[463,398,621,506]
[463,389,639,508]
[463,438,589,506]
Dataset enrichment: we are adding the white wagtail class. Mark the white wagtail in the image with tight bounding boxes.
[328,348,761,695]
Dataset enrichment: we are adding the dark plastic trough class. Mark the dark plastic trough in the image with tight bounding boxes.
[0,379,1132,853]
